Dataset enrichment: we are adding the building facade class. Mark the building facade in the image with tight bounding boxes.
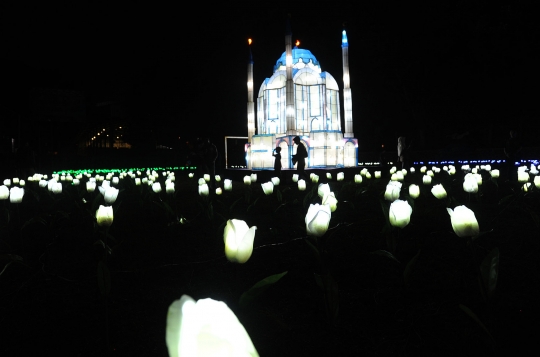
[247,26,358,170]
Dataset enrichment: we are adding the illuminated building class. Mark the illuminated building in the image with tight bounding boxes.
[246,23,358,170]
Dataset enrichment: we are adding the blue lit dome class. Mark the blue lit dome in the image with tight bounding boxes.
[274,48,320,72]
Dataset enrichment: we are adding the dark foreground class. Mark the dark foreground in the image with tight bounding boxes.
[0,169,538,356]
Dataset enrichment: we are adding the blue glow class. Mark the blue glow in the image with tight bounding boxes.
[341,30,348,47]
[274,48,320,72]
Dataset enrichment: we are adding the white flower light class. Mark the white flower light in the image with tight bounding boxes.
[52,182,62,194]
[322,192,338,212]
[165,295,259,357]
[305,204,331,237]
[95,205,113,227]
[261,181,274,195]
[223,219,257,264]
[384,181,402,202]
[389,199,412,228]
[447,206,479,238]
[463,174,478,193]
[152,182,162,193]
[0,185,10,200]
[431,184,447,199]
[99,186,119,204]
[409,184,420,199]
[199,184,209,196]
[317,183,331,198]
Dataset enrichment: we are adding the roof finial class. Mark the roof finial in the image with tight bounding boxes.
[248,38,253,64]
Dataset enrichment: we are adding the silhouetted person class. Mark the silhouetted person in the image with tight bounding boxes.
[292,136,307,180]
[272,146,282,178]
[397,136,409,169]
[504,130,522,181]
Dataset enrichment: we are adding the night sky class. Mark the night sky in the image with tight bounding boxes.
[1,2,538,153]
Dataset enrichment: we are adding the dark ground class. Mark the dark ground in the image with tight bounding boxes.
[0,167,538,356]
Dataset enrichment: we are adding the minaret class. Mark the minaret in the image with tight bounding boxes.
[285,16,296,135]
[247,39,255,143]
[342,29,354,138]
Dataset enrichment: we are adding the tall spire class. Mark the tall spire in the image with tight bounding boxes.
[247,38,255,144]
[342,29,354,138]
[285,14,296,135]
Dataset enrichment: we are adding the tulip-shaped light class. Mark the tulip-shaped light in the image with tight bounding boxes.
[409,184,420,199]
[322,192,338,212]
[166,295,259,357]
[87,181,96,192]
[199,184,209,196]
[384,181,402,202]
[223,219,257,263]
[52,182,62,194]
[431,184,447,199]
[101,186,119,204]
[96,205,114,227]
[447,206,479,238]
[152,182,162,193]
[389,199,412,228]
[463,174,479,193]
[0,185,9,200]
[534,175,540,189]
[261,182,274,195]
[10,187,24,203]
[317,183,330,198]
[305,204,331,237]
[517,170,529,183]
